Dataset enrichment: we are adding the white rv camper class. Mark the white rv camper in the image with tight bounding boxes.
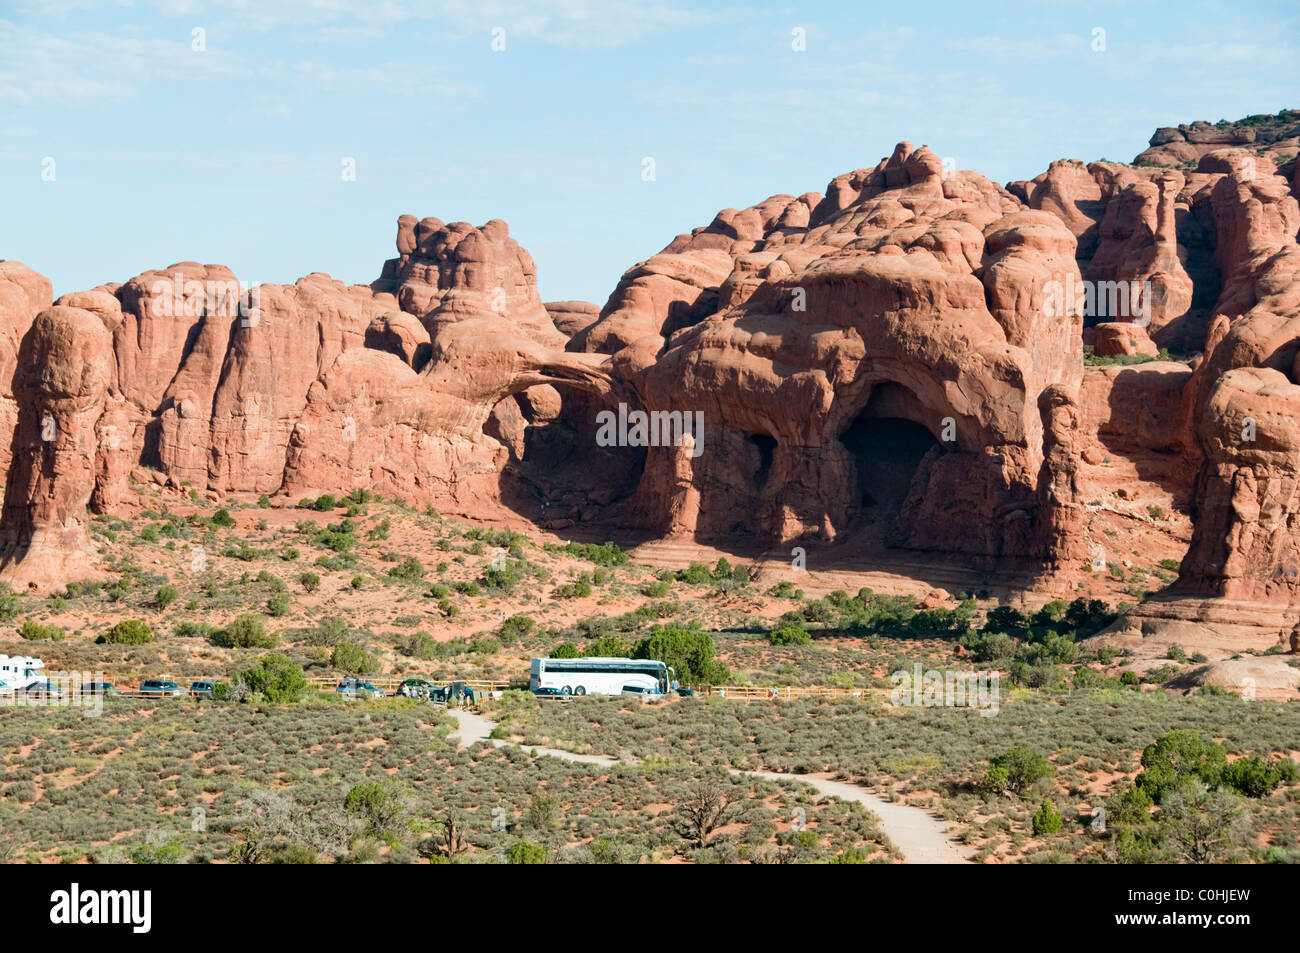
[0,654,46,693]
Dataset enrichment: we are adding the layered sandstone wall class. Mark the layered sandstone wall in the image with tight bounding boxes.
[0,118,1296,642]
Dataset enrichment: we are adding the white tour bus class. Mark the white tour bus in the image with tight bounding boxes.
[529,657,673,697]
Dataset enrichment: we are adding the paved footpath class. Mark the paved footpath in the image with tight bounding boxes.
[449,709,972,864]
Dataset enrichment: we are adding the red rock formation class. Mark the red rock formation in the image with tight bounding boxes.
[0,306,114,591]
[1,115,1297,650]
[0,262,53,479]
[574,144,1091,566]
[544,300,600,337]
[1093,322,1159,358]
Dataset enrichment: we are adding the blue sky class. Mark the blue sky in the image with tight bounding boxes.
[1,0,1295,305]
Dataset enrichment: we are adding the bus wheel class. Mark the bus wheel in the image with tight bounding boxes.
[560,686,572,695]
[574,686,586,696]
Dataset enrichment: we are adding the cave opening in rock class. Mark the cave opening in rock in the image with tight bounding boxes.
[840,383,941,524]
[748,432,777,490]
[485,385,644,524]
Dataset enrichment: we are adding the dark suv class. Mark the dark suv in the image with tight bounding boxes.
[140,679,186,698]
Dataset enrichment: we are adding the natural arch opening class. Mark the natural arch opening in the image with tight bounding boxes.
[840,383,941,524]
[485,386,644,523]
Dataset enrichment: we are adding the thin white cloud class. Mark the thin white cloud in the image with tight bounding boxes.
[13,0,747,47]
[0,20,480,106]
[291,60,480,98]
[0,19,254,105]
[947,33,1088,60]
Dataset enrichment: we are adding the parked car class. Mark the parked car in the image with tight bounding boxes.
[335,677,385,698]
[140,679,186,698]
[531,687,568,698]
[23,680,64,699]
[621,684,660,698]
[397,678,437,699]
[189,681,214,697]
[80,681,115,696]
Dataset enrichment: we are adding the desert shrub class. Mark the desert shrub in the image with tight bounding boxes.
[211,614,277,649]
[983,605,1027,635]
[554,541,628,567]
[211,508,236,528]
[331,642,376,674]
[527,791,559,830]
[584,635,631,658]
[0,586,24,620]
[344,782,406,839]
[313,522,356,555]
[960,630,1016,663]
[677,563,712,585]
[1063,598,1116,637]
[768,623,811,646]
[388,557,425,581]
[642,580,671,598]
[1032,799,1062,836]
[402,632,437,659]
[633,624,728,685]
[1158,783,1251,863]
[174,621,217,640]
[1110,783,1154,825]
[550,642,581,659]
[234,654,307,703]
[266,592,291,617]
[801,600,837,624]
[907,607,972,640]
[98,619,155,645]
[307,616,349,647]
[1134,731,1227,803]
[501,615,535,640]
[1071,666,1103,689]
[19,620,64,641]
[984,746,1052,794]
[299,572,321,593]
[483,561,527,592]
[1221,755,1299,798]
[555,582,592,599]
[506,841,547,864]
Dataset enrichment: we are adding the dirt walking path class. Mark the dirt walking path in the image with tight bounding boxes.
[448,709,973,864]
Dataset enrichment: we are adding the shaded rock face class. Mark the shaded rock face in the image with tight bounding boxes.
[1167,166,1300,623]
[111,265,397,497]
[0,306,114,589]
[1009,161,1199,349]
[0,262,53,480]
[2,119,1299,634]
